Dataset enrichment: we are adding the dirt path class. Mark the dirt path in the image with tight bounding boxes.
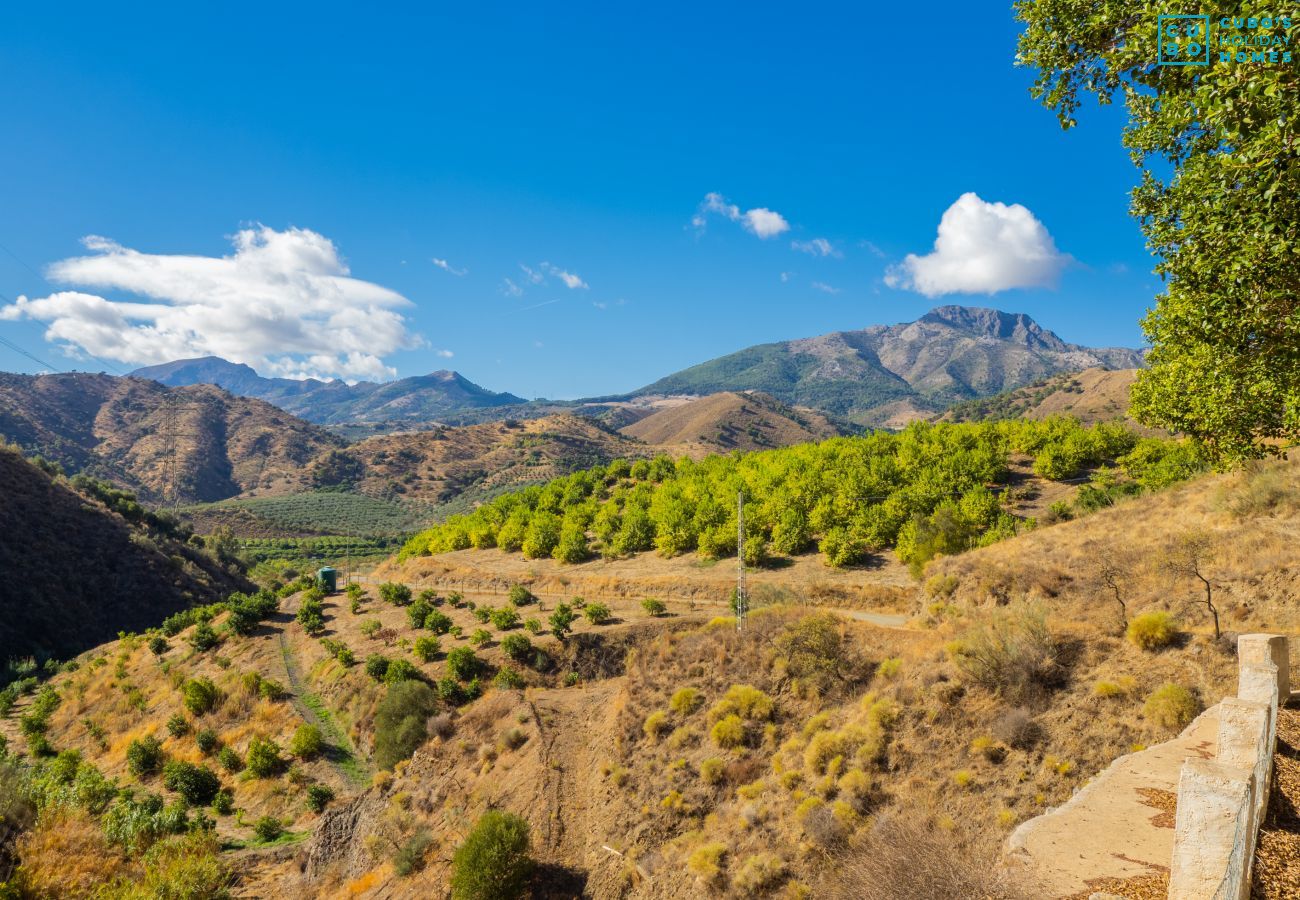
[275,623,370,791]
[527,679,623,866]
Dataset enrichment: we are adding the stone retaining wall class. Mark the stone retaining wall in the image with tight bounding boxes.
[1167,634,1289,900]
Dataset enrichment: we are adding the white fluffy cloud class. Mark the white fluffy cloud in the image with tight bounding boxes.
[692,192,790,239]
[885,193,1069,297]
[792,237,841,258]
[0,225,419,381]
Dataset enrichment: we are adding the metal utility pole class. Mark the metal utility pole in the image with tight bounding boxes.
[736,491,747,632]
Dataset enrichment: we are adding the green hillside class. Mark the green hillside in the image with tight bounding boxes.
[401,417,1203,574]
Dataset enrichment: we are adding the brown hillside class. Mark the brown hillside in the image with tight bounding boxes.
[338,413,651,503]
[9,457,1300,897]
[940,367,1154,428]
[0,445,250,660]
[0,373,341,503]
[619,391,849,451]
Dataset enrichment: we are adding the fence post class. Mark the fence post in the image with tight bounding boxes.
[1168,758,1256,900]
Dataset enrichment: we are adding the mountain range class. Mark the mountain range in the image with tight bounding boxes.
[131,357,525,425]
[129,306,1145,428]
[631,306,1145,425]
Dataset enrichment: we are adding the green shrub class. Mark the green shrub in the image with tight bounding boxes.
[508,585,535,606]
[361,619,383,638]
[374,681,439,770]
[162,761,221,806]
[149,636,169,656]
[217,747,242,773]
[549,604,577,638]
[407,599,433,630]
[211,788,233,815]
[258,679,286,701]
[450,810,533,900]
[1127,611,1180,651]
[182,678,220,716]
[1145,683,1201,731]
[385,659,420,684]
[447,647,480,681]
[166,714,191,738]
[289,724,323,759]
[584,602,611,625]
[500,634,533,662]
[473,606,492,624]
[524,618,542,635]
[494,667,526,690]
[365,654,391,681]
[189,622,220,651]
[245,737,284,778]
[490,607,520,630]
[424,611,453,634]
[413,636,441,662]
[379,582,413,606]
[195,729,219,754]
[127,735,165,777]
[296,597,325,633]
[306,784,334,813]
[252,815,283,842]
[641,598,667,616]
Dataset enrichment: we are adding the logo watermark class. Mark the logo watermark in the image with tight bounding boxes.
[1158,14,1294,65]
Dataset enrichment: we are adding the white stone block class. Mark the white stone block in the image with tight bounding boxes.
[1168,758,1255,900]
[1238,633,1289,701]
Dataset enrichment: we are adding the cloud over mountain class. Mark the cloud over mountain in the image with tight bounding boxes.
[886,193,1069,297]
[0,225,419,382]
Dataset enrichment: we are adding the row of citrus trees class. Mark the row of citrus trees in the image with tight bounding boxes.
[399,418,1202,571]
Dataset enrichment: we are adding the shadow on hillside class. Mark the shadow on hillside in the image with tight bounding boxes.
[532,862,587,898]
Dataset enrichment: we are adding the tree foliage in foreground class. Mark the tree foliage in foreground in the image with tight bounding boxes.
[450,810,533,900]
[1015,3,1300,466]
[401,419,1201,570]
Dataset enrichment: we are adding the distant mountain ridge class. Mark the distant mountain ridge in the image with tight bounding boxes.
[0,372,341,503]
[633,305,1146,425]
[131,357,525,425]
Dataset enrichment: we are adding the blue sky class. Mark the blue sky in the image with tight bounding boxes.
[0,2,1155,399]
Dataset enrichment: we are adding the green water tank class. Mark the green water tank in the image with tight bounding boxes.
[316,566,338,593]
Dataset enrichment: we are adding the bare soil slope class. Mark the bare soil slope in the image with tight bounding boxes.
[0,373,341,502]
[619,391,849,452]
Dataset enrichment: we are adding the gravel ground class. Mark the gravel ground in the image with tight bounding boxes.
[1253,706,1300,899]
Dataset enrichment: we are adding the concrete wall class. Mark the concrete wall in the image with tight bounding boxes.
[1167,634,1289,900]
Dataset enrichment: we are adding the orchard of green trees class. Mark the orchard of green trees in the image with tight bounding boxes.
[401,418,1201,573]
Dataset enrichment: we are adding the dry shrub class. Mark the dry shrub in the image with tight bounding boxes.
[1219,463,1298,518]
[1144,683,1201,732]
[818,814,1035,900]
[14,807,134,895]
[991,707,1040,750]
[949,602,1060,704]
[731,851,786,893]
[1126,611,1180,651]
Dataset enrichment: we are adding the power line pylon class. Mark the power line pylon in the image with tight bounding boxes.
[736,491,747,632]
